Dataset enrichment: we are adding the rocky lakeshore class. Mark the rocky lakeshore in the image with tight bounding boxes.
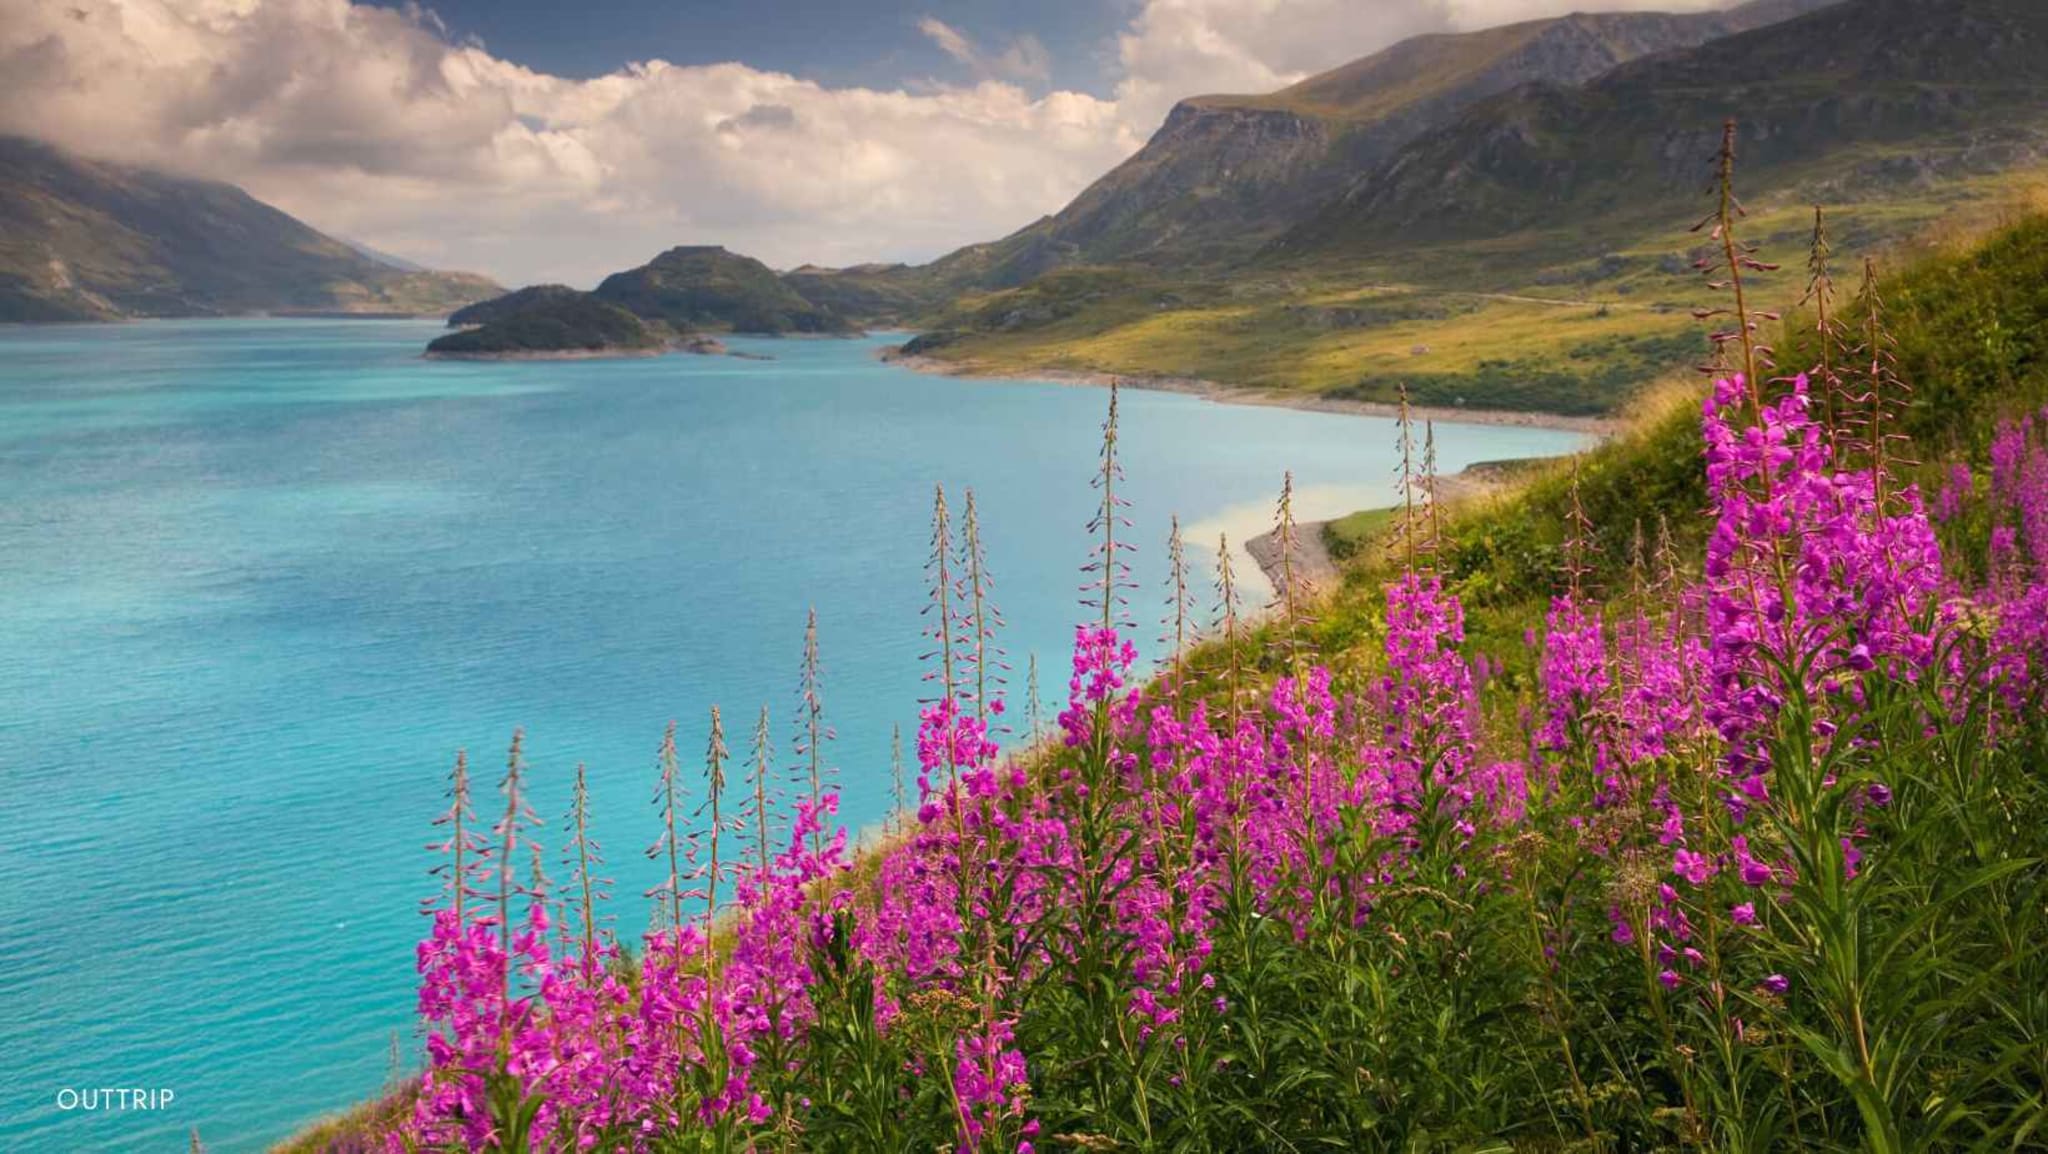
[1243,463,1522,597]
[423,334,746,361]
[1245,516,1342,597]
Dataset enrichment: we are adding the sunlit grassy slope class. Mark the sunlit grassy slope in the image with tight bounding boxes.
[915,172,2046,415]
[1302,207,2048,683]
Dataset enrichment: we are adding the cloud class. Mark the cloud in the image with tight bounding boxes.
[0,0,1744,284]
[917,16,978,68]
[917,16,1053,87]
[716,103,799,134]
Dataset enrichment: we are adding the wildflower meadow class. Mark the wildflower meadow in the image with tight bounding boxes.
[379,141,2048,1153]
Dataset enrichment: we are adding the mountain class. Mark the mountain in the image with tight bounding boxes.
[931,0,1842,280]
[887,0,2048,415]
[1288,0,2048,252]
[592,245,852,334]
[0,136,499,322]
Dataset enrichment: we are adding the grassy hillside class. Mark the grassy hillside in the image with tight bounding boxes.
[910,168,2041,413]
[1311,205,2048,685]
[916,272,1714,413]
[0,136,498,321]
[1296,0,2048,252]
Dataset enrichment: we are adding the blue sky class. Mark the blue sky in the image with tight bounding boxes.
[365,0,1136,92]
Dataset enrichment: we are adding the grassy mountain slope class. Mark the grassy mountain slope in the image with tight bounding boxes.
[0,136,498,322]
[1292,0,2048,254]
[979,0,1839,272]
[910,0,2048,415]
[1319,205,2048,670]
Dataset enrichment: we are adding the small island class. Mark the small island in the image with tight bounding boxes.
[425,288,744,360]
[426,286,672,358]
[426,245,859,359]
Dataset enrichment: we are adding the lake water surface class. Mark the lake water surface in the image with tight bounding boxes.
[0,320,1589,1150]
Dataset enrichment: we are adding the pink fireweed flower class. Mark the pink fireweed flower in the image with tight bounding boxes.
[1539,594,1609,756]
[1058,624,1138,746]
[1363,573,1481,835]
[1700,374,1943,778]
[409,900,561,1150]
[1673,847,1716,887]
[1732,836,1775,887]
[1936,462,1972,523]
[953,1016,1031,1150]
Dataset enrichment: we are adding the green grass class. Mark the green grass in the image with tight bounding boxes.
[265,1082,414,1153]
[1321,507,1396,562]
[913,170,2048,416]
[926,282,1707,413]
[1307,205,2048,690]
[1806,201,2048,454]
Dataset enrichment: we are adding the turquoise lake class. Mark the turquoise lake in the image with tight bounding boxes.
[0,319,1590,1150]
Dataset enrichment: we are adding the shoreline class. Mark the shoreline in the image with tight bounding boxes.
[1245,518,1342,598]
[1241,465,1516,596]
[423,336,768,363]
[880,350,1622,437]
[423,346,668,362]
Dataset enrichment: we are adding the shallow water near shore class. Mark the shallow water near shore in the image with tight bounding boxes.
[0,319,1589,1151]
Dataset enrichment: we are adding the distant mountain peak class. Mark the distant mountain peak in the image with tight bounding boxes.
[650,244,736,261]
